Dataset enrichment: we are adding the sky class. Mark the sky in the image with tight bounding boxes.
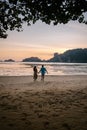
[0,20,87,61]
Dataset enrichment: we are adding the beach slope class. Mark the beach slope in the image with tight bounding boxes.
[0,75,87,130]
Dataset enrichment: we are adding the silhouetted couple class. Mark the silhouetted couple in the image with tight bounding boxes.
[33,65,48,81]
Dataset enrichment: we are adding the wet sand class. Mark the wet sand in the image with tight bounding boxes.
[0,75,87,130]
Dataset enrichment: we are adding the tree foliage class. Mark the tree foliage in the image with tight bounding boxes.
[0,0,87,38]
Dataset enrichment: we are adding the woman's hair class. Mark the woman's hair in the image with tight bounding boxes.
[33,66,37,71]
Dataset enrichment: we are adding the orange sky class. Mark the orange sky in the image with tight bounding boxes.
[0,21,87,61]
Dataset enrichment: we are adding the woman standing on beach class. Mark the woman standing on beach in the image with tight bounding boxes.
[33,66,38,81]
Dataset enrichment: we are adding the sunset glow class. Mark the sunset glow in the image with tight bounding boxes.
[0,21,87,61]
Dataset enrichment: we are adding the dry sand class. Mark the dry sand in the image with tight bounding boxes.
[0,75,87,130]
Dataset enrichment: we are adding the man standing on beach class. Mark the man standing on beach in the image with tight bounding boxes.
[39,65,48,81]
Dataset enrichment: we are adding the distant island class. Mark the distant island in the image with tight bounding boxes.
[22,57,41,62]
[4,59,15,62]
[22,48,87,63]
[0,48,87,63]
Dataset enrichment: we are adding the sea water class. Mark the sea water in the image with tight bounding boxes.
[0,62,87,76]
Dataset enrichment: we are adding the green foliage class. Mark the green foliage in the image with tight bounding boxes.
[0,0,87,38]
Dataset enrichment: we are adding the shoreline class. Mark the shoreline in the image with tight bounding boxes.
[0,75,87,130]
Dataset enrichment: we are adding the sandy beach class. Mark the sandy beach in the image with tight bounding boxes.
[0,75,87,130]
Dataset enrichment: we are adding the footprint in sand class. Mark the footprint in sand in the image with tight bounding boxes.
[62,123,71,130]
[43,121,50,128]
